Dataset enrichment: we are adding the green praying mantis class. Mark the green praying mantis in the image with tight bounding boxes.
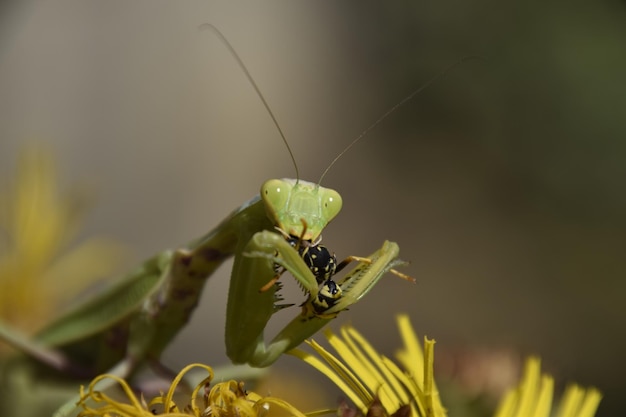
[0,25,468,417]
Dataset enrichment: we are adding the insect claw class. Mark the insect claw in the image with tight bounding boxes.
[259,275,280,293]
[273,303,295,311]
[338,255,415,283]
[388,259,414,282]
[390,268,416,283]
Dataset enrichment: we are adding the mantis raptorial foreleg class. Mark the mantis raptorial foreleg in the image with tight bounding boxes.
[227,230,406,367]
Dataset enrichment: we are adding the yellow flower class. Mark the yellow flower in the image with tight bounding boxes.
[76,363,308,417]
[494,357,602,417]
[71,315,601,417]
[290,315,602,417]
[0,146,129,342]
[289,315,446,417]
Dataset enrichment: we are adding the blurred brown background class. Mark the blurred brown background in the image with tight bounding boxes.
[1,2,624,416]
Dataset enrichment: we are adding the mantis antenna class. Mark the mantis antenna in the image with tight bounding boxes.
[200,23,300,181]
[317,55,481,185]
[202,24,479,186]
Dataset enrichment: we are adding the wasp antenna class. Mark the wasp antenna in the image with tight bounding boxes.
[318,55,481,185]
[200,24,299,181]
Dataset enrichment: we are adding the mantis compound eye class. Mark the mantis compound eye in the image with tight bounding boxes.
[261,179,291,216]
[319,188,342,224]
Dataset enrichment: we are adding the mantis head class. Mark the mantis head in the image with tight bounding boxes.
[261,179,342,241]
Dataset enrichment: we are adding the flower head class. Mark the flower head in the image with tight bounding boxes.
[494,357,602,417]
[289,315,446,417]
[290,315,602,417]
[0,146,128,339]
[76,363,308,417]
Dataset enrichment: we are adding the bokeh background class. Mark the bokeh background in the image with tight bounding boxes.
[1,2,624,416]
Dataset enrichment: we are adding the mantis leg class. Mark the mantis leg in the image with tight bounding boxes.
[225,230,321,367]
[226,231,407,367]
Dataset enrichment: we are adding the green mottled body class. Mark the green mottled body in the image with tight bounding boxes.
[24,193,271,375]
[0,178,408,416]
[0,193,268,416]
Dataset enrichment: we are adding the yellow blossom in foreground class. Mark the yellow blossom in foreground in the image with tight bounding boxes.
[289,315,445,417]
[0,147,128,338]
[290,315,602,417]
[494,357,602,417]
[76,363,308,417]
[69,318,601,417]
